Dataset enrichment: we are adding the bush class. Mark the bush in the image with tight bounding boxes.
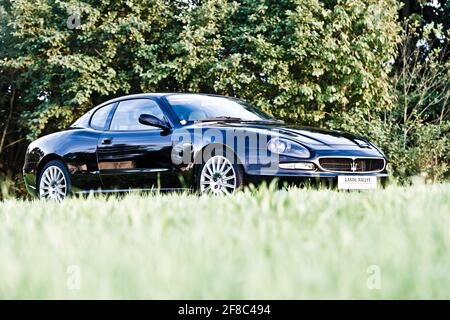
[0,0,400,138]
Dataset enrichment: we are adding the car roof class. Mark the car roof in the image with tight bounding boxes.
[97,92,233,108]
[97,93,166,107]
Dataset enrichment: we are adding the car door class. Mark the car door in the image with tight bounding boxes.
[96,98,174,190]
[66,102,116,191]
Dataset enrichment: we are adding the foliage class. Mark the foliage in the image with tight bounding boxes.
[1,184,450,298]
[400,0,450,54]
[1,0,183,138]
[0,0,400,137]
[174,0,400,124]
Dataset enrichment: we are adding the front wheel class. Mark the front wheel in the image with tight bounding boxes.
[38,160,71,200]
[198,155,244,195]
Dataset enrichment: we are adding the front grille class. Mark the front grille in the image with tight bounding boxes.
[318,158,385,173]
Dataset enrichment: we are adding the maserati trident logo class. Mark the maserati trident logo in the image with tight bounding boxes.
[350,160,358,172]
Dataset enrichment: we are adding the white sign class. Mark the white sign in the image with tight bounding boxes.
[338,176,377,190]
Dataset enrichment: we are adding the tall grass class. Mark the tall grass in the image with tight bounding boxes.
[0,183,449,299]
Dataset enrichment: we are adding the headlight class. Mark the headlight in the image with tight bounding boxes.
[267,138,287,153]
[267,138,310,158]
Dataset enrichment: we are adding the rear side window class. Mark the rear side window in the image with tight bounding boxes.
[109,99,165,131]
[90,104,114,130]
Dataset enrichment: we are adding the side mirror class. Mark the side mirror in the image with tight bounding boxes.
[139,114,170,132]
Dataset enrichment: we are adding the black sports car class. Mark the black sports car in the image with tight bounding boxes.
[23,93,388,199]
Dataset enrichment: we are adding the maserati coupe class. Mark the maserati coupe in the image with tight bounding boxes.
[23,93,388,199]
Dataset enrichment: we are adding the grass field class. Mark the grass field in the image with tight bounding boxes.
[0,183,449,299]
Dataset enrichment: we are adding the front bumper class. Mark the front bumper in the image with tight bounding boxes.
[245,158,389,188]
[247,169,388,178]
[245,152,388,178]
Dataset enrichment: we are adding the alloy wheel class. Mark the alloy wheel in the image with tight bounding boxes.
[39,166,67,200]
[200,155,237,195]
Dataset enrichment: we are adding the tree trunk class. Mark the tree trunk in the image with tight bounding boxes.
[0,87,15,154]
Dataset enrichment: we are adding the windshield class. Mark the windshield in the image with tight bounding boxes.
[165,94,275,124]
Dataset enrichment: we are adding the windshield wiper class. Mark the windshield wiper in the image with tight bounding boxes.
[241,119,285,124]
[195,117,284,124]
[195,116,243,122]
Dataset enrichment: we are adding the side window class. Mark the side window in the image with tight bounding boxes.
[90,104,114,130]
[109,99,165,131]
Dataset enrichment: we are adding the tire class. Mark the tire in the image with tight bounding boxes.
[37,160,71,200]
[196,150,244,195]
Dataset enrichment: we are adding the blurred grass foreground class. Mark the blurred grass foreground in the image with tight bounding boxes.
[0,183,449,299]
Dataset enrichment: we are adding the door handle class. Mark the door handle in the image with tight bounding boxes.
[101,138,112,145]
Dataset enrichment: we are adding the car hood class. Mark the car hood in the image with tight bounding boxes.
[272,126,370,147]
[189,121,380,151]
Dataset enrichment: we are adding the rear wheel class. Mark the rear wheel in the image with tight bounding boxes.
[198,154,244,195]
[38,160,71,200]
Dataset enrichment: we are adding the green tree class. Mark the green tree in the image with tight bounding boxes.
[174,0,401,124]
[1,0,401,138]
[2,0,183,139]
